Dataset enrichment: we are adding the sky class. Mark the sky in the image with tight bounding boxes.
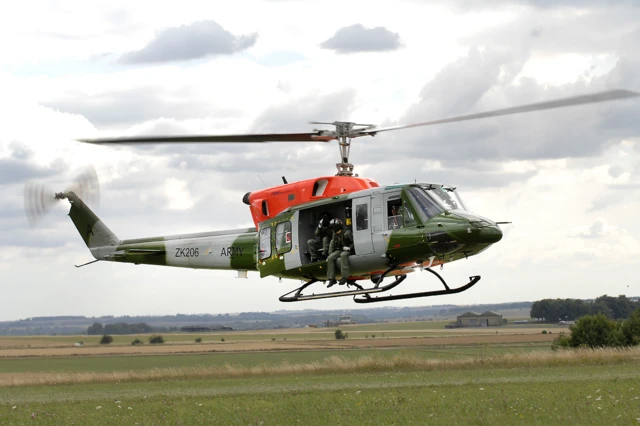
[1,0,639,321]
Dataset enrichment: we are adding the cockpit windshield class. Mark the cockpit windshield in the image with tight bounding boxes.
[422,185,468,211]
[406,187,444,223]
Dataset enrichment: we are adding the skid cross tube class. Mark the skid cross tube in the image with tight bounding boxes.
[278,271,406,303]
[354,268,480,304]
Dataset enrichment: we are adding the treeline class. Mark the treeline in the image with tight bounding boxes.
[554,309,640,348]
[531,295,639,323]
[87,322,152,335]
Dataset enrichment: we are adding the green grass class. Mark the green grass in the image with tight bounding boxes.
[0,345,551,374]
[1,358,639,424]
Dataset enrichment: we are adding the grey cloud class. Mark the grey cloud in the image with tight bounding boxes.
[355,156,538,190]
[458,6,640,55]
[97,167,256,239]
[250,89,357,133]
[0,144,65,185]
[448,0,639,11]
[0,158,58,184]
[43,86,241,128]
[0,180,76,248]
[320,24,401,54]
[609,165,624,178]
[357,48,640,167]
[157,90,359,187]
[587,190,626,212]
[119,20,257,64]
[577,218,608,238]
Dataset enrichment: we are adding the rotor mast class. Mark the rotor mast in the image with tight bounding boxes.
[311,121,375,176]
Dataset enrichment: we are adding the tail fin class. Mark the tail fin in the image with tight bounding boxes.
[66,192,119,252]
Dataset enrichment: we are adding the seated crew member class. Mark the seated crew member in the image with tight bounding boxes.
[326,218,354,288]
[307,212,331,262]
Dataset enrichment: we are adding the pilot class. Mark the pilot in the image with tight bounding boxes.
[326,218,354,288]
[307,211,331,262]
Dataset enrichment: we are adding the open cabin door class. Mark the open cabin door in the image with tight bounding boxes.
[352,197,373,255]
[258,212,298,278]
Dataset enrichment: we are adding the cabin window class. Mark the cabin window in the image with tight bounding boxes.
[259,227,271,259]
[275,221,292,254]
[355,203,368,231]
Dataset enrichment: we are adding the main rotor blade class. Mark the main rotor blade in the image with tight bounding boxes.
[357,89,639,136]
[77,132,333,144]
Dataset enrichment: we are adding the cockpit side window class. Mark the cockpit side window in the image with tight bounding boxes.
[403,197,417,227]
[387,198,403,230]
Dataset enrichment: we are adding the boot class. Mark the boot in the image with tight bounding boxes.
[338,278,348,285]
[327,279,338,288]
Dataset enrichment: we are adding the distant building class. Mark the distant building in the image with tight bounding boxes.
[339,315,355,325]
[456,311,503,327]
[322,314,356,328]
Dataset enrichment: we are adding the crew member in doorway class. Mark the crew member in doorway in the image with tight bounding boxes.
[307,211,331,262]
[326,218,354,288]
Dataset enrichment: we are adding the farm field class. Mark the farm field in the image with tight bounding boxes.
[0,334,557,357]
[0,321,564,349]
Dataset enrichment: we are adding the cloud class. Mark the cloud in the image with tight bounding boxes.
[576,218,609,238]
[0,143,65,185]
[458,5,640,57]
[43,86,241,127]
[320,24,401,54]
[119,20,257,64]
[362,48,640,167]
[608,165,623,178]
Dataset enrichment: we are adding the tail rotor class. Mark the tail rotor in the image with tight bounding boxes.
[24,166,100,227]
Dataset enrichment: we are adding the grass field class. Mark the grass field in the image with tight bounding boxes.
[0,345,552,374]
[1,349,639,424]
[3,322,628,424]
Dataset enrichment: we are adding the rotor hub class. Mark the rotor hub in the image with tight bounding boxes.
[310,121,376,176]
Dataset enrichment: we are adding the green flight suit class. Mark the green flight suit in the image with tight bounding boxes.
[307,223,331,261]
[326,228,354,280]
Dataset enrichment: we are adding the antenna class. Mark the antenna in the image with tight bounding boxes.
[257,175,267,188]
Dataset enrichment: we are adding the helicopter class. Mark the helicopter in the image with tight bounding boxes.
[25,89,638,304]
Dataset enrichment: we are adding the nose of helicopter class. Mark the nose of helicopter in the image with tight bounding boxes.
[448,220,503,244]
[476,225,503,244]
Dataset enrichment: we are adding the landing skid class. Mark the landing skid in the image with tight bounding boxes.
[278,267,480,303]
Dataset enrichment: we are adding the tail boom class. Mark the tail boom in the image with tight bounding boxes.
[62,192,257,271]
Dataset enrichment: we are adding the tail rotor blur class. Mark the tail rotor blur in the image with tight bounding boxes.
[24,166,100,227]
[66,166,100,211]
[24,182,56,227]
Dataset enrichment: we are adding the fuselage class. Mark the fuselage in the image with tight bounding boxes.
[88,182,502,283]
